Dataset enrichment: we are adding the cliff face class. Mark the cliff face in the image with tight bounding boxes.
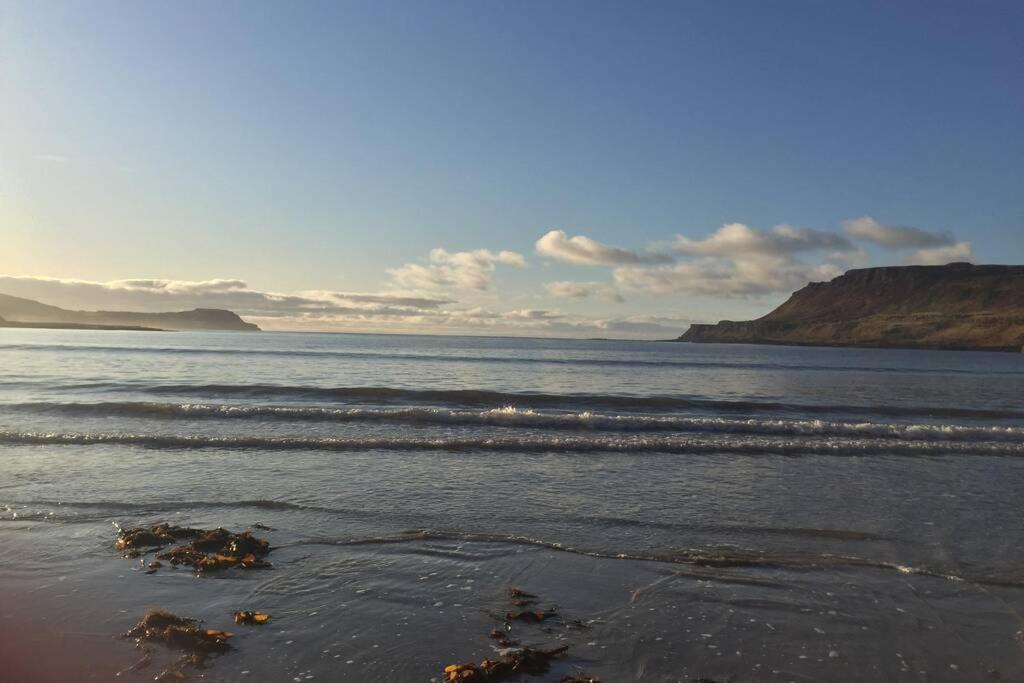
[0,293,260,332]
[679,263,1024,352]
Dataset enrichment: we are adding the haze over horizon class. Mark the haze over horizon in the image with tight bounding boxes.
[2,1,1021,338]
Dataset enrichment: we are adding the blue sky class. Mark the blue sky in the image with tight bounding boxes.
[1,0,1021,337]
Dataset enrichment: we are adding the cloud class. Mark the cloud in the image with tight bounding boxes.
[0,275,454,318]
[535,230,671,266]
[905,241,975,266]
[544,280,624,303]
[614,256,848,297]
[388,248,526,290]
[675,223,855,257]
[608,222,860,297]
[843,216,954,249]
[546,217,970,299]
[0,273,687,339]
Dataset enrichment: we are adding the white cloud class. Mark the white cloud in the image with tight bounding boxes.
[544,280,624,303]
[905,241,975,266]
[675,223,855,257]
[844,216,954,249]
[609,222,858,297]
[0,275,453,318]
[614,256,847,297]
[544,217,970,299]
[536,230,671,266]
[388,248,526,290]
[0,273,689,339]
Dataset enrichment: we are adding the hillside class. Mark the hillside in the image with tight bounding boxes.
[678,263,1024,352]
[0,293,260,332]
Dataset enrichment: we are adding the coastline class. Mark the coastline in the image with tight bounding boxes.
[670,338,1024,353]
[0,321,166,332]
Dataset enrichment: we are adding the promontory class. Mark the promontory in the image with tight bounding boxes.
[0,293,260,332]
[678,263,1024,352]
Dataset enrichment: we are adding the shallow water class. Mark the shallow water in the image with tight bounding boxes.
[1,329,1023,681]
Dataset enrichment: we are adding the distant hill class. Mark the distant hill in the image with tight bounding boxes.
[678,263,1024,352]
[0,293,260,332]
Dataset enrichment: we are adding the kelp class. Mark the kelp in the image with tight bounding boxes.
[507,587,536,607]
[115,524,271,572]
[122,608,233,675]
[233,611,272,625]
[505,608,557,623]
[443,587,600,682]
[443,646,569,682]
[115,524,202,557]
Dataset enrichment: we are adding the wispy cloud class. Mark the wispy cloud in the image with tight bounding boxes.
[543,217,971,299]
[675,223,855,257]
[536,230,671,266]
[0,274,678,338]
[843,216,954,249]
[388,248,526,290]
[905,242,975,265]
[0,275,453,318]
[544,280,624,303]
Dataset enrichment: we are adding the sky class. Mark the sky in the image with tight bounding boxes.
[1,0,1021,338]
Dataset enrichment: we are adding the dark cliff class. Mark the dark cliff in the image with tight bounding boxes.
[0,293,260,332]
[678,263,1024,352]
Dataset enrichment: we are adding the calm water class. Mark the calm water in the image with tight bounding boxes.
[1,329,1023,681]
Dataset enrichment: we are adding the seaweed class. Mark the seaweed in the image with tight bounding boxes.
[443,645,569,682]
[122,608,233,675]
[115,524,271,573]
[233,611,272,625]
[443,587,600,682]
[115,524,201,553]
[505,609,557,623]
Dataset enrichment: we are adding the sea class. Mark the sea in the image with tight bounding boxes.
[1,329,1022,682]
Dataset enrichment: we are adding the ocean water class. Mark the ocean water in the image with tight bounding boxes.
[1,329,1023,681]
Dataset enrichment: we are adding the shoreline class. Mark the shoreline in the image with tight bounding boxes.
[668,338,1024,353]
[3,512,1023,682]
[0,321,166,332]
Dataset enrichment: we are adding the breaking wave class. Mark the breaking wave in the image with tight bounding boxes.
[1,429,1021,456]
[3,382,1021,419]
[4,401,1023,442]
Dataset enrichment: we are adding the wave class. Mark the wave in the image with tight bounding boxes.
[287,529,1023,587]
[3,382,1020,420]
[5,401,1023,442]
[1,429,1021,456]
[3,342,1018,375]
[0,499,894,541]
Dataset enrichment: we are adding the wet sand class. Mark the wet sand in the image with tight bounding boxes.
[2,517,1023,682]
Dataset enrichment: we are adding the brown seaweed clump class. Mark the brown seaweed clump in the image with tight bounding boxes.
[115,524,202,557]
[123,608,233,674]
[115,524,271,572]
[443,586,602,682]
[233,610,271,625]
[443,645,569,682]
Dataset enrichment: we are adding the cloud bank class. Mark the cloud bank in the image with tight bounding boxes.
[388,248,525,290]
[544,280,624,303]
[1,216,974,339]
[843,216,953,249]
[544,216,973,299]
[0,274,686,339]
[536,230,671,266]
